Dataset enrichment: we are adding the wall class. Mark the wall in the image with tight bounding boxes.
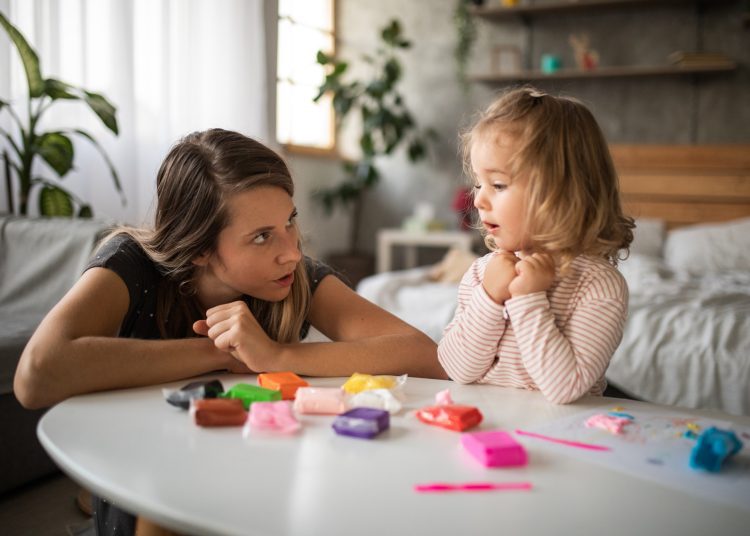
[289,0,749,260]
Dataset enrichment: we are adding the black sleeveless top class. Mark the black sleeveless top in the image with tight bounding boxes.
[86,234,336,535]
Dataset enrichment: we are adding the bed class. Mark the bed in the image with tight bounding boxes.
[357,145,750,416]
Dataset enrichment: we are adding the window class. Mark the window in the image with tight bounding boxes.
[277,0,335,154]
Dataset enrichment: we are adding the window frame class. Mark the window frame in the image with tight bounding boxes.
[276,0,338,158]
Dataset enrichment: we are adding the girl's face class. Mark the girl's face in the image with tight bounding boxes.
[470,131,529,253]
[193,186,302,308]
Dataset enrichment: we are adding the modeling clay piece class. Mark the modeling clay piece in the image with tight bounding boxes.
[221,383,281,410]
[293,387,348,414]
[258,372,309,400]
[689,427,743,472]
[348,388,402,414]
[435,388,453,406]
[342,373,405,394]
[414,481,533,493]
[585,413,632,435]
[244,401,300,435]
[332,407,390,439]
[461,430,528,467]
[416,405,483,432]
[190,398,247,427]
[163,379,224,409]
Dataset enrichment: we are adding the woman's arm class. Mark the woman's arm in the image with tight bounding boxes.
[199,275,447,379]
[14,268,239,409]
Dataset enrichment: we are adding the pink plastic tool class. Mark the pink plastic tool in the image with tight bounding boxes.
[461,430,528,467]
[514,429,611,451]
[414,482,532,493]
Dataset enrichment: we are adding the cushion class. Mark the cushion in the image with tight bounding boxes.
[629,218,666,258]
[664,217,750,274]
[428,247,478,283]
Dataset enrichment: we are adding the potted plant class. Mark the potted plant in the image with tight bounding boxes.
[314,19,433,285]
[1,11,122,217]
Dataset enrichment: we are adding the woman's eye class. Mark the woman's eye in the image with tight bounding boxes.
[252,232,270,245]
[472,183,481,190]
[287,210,298,227]
[493,183,507,191]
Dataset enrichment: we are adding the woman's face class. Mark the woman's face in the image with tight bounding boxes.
[194,186,302,308]
[471,131,530,253]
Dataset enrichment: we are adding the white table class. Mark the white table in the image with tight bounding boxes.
[376,229,473,273]
[38,376,750,536]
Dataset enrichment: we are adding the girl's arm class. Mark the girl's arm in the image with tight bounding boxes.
[437,256,509,383]
[14,268,240,409]
[506,268,628,404]
[199,275,447,379]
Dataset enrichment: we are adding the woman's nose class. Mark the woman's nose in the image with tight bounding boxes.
[278,230,302,265]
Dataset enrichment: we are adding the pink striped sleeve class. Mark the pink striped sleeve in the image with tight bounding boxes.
[437,257,507,384]
[505,268,627,404]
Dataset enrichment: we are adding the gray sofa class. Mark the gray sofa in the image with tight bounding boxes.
[0,216,111,493]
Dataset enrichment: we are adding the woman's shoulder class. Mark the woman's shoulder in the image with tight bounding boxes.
[302,256,337,293]
[87,233,159,286]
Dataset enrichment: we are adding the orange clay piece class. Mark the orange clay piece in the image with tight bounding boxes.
[258,372,309,400]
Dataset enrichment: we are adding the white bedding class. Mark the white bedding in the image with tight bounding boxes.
[356,255,750,416]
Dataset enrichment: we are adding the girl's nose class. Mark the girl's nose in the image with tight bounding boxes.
[473,186,488,211]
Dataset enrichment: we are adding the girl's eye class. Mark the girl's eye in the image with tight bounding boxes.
[252,232,270,245]
[472,183,481,191]
[493,183,507,191]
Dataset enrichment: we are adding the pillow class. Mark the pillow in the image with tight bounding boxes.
[628,218,666,258]
[428,247,478,283]
[664,217,750,274]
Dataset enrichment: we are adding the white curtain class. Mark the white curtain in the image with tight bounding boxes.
[0,0,274,225]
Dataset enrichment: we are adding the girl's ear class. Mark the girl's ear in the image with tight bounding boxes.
[192,252,210,267]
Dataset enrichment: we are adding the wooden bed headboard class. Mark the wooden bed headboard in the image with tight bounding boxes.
[610,145,750,229]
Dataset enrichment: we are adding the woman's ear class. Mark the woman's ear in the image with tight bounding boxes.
[192,252,210,267]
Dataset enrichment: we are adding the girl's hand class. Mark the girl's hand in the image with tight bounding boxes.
[192,301,278,372]
[508,253,556,298]
[482,251,520,304]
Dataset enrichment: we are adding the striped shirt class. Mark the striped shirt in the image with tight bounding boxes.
[437,253,628,404]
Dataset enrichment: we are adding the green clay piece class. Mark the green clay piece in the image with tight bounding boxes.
[221,383,281,409]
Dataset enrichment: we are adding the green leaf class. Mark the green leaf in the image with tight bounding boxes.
[37,132,74,177]
[44,78,78,100]
[39,185,74,217]
[0,12,44,98]
[316,50,332,65]
[77,204,93,218]
[70,128,125,203]
[408,140,426,162]
[83,91,119,135]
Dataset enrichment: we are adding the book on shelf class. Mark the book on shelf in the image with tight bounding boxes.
[668,51,734,67]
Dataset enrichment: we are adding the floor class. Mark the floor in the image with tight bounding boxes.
[0,472,92,536]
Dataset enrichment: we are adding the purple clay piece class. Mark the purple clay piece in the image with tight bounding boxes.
[332,407,390,439]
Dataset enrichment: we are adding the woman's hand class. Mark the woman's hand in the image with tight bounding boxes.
[193,301,278,372]
[482,250,520,304]
[508,252,556,298]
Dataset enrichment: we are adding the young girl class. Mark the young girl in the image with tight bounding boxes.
[14,128,444,535]
[438,86,634,405]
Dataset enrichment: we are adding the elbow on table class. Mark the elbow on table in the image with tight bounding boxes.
[14,343,59,409]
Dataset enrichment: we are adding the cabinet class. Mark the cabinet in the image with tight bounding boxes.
[468,0,738,83]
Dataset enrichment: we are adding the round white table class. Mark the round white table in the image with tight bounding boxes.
[38,375,750,536]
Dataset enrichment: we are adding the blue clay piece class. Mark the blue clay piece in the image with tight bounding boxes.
[689,427,743,472]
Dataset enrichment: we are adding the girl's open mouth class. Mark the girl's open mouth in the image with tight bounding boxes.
[274,273,295,287]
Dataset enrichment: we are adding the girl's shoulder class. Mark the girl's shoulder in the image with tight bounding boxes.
[86,233,160,290]
[567,255,628,299]
[303,256,337,294]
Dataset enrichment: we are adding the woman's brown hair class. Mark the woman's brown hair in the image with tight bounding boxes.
[103,128,310,341]
[461,86,634,270]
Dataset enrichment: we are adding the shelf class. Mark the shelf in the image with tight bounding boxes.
[471,0,734,20]
[469,62,737,83]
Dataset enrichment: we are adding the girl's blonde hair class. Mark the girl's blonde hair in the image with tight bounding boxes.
[103,128,310,342]
[461,86,634,270]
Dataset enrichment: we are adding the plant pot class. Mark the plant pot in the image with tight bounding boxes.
[325,252,375,289]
